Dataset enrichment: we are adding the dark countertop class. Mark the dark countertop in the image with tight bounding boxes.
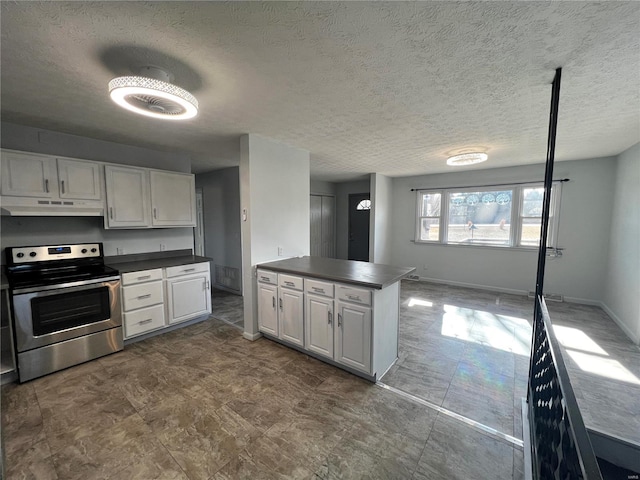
[105,250,212,274]
[257,256,416,289]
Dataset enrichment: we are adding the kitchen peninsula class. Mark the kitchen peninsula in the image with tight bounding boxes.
[256,256,415,381]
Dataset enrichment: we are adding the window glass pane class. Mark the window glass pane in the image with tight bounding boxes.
[419,218,439,241]
[521,217,542,246]
[356,199,371,210]
[447,190,512,245]
[420,193,441,217]
[521,188,544,217]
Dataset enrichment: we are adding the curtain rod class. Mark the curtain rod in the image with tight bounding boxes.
[409,178,570,192]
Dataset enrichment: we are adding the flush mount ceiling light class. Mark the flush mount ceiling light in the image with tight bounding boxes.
[108,66,198,120]
[446,152,488,166]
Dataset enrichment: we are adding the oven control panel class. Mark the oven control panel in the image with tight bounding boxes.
[8,243,103,264]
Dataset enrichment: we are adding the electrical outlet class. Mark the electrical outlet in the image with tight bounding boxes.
[117,247,125,255]
[278,246,283,256]
[160,244,166,251]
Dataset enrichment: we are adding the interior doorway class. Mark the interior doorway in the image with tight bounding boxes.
[348,193,370,261]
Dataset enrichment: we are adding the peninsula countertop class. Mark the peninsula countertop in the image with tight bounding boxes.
[257,256,416,289]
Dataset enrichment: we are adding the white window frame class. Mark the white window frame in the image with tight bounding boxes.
[414,182,561,250]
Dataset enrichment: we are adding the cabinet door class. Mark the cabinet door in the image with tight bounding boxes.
[105,166,150,227]
[1,151,54,198]
[305,294,333,359]
[279,288,304,347]
[150,171,196,227]
[335,300,371,374]
[167,274,211,324]
[257,283,278,336]
[57,159,102,200]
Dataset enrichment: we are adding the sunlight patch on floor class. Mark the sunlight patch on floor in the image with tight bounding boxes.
[553,325,608,356]
[407,297,433,308]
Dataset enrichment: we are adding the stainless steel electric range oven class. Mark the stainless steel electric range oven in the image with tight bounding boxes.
[5,243,122,382]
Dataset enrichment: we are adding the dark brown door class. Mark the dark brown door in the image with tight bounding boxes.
[348,193,370,262]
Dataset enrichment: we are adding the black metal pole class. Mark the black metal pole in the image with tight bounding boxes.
[535,68,562,309]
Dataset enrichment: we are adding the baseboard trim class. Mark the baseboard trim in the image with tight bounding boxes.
[599,301,640,345]
[242,331,262,341]
[411,276,529,297]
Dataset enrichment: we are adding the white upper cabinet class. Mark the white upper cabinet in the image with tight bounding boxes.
[149,171,196,227]
[104,166,151,228]
[57,158,102,200]
[1,151,56,198]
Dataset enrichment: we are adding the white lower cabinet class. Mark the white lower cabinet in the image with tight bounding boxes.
[121,268,165,339]
[258,270,384,378]
[305,294,334,358]
[166,263,212,324]
[335,300,371,374]
[122,262,212,339]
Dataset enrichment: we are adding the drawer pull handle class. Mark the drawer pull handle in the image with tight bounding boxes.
[347,295,361,301]
[338,313,342,327]
[312,287,325,293]
[183,268,196,273]
[284,281,295,286]
[137,294,151,299]
[328,311,332,324]
[139,318,153,325]
[137,275,151,280]
[261,276,271,282]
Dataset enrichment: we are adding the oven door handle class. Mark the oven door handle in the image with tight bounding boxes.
[11,276,121,295]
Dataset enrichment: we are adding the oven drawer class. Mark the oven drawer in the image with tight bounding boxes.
[122,281,164,311]
[124,304,165,338]
[121,269,163,286]
[165,262,209,278]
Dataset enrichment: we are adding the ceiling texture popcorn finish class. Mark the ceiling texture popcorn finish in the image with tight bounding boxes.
[1,2,638,181]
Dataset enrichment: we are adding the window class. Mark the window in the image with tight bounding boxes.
[415,183,561,249]
[356,199,371,210]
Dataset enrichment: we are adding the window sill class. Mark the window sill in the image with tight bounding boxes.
[411,240,562,255]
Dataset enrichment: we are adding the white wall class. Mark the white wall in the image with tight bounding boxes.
[390,157,617,301]
[1,122,191,173]
[240,134,310,338]
[603,143,640,344]
[310,180,337,195]
[195,167,242,291]
[370,173,393,264]
[335,178,371,260]
[1,216,194,257]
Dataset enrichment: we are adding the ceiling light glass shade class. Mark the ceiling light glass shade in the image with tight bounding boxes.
[108,76,198,120]
[446,152,488,166]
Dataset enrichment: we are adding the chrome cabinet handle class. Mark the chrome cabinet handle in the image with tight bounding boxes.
[338,313,342,327]
[183,268,196,273]
[44,179,49,193]
[284,281,295,286]
[137,294,151,299]
[272,296,276,308]
[206,280,210,290]
[347,295,361,301]
[109,207,114,219]
[137,275,151,280]
[139,318,153,325]
[279,298,283,310]
[153,207,157,219]
[312,287,325,293]
[260,276,270,282]
[328,311,332,324]
[61,180,65,194]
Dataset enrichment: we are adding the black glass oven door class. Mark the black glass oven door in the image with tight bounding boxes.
[31,286,111,336]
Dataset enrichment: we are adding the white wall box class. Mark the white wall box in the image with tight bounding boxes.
[258,268,400,381]
[166,262,211,324]
[121,268,166,339]
[150,171,197,227]
[1,149,104,215]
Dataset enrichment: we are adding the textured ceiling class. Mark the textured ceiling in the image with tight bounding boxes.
[1,2,638,181]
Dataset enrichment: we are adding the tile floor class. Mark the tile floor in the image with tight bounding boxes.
[3,280,638,479]
[210,288,244,329]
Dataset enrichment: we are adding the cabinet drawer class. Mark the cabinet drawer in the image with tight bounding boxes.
[336,285,372,306]
[279,273,303,291]
[257,269,277,285]
[165,262,209,278]
[124,304,165,338]
[121,268,163,286]
[305,279,334,298]
[122,281,164,311]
